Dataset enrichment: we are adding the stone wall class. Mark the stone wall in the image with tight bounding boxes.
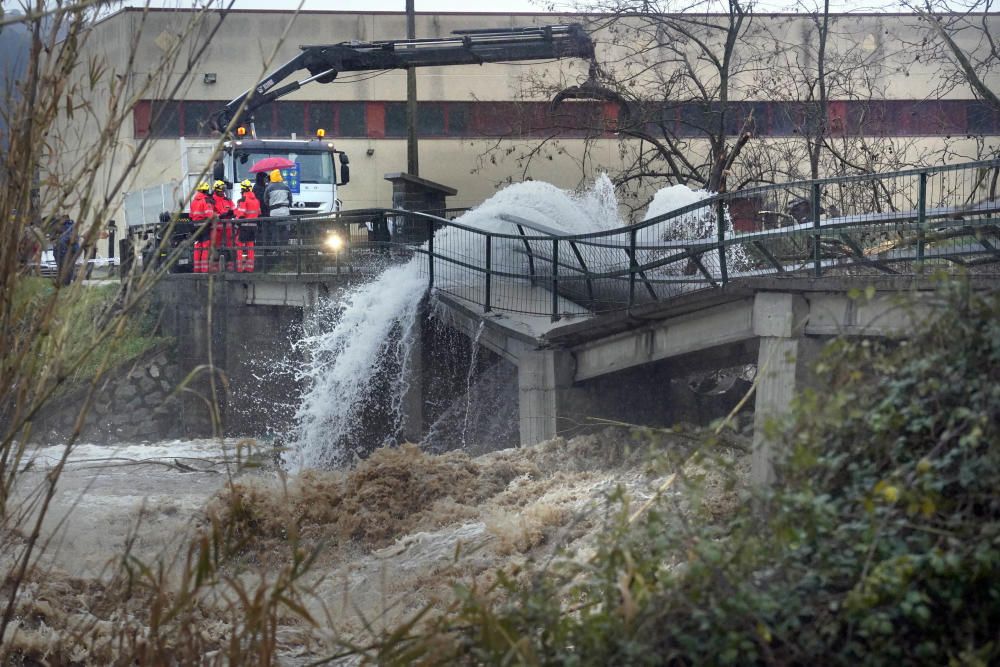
[151,275,314,439]
[34,344,212,444]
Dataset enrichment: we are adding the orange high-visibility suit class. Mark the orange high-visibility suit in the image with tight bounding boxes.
[190,191,216,273]
[235,191,261,272]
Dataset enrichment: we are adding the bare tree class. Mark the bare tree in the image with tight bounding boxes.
[583,0,760,195]
[471,0,763,218]
[906,0,1000,111]
[0,2,327,661]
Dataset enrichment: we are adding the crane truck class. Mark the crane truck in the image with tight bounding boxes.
[124,23,596,270]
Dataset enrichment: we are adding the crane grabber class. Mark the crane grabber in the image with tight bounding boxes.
[210,24,598,134]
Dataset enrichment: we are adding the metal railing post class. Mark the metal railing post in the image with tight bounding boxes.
[484,233,492,313]
[811,182,822,277]
[295,218,302,276]
[716,198,728,285]
[426,217,434,289]
[343,221,351,274]
[916,172,927,267]
[628,227,637,309]
[551,238,559,322]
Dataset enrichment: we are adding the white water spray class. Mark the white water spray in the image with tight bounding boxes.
[291,262,425,470]
[461,321,485,448]
[289,175,722,469]
[643,185,751,274]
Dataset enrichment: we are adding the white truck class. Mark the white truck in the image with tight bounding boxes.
[123,135,349,227]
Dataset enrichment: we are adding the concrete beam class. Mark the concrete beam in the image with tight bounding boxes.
[431,296,537,365]
[804,292,932,337]
[244,280,311,307]
[752,292,809,337]
[572,298,755,381]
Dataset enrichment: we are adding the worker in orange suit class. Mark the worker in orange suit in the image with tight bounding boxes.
[190,181,216,273]
[234,179,260,272]
[212,180,236,271]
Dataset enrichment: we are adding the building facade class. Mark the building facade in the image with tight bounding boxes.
[52,8,1000,250]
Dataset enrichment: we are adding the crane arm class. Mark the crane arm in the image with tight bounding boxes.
[212,24,594,132]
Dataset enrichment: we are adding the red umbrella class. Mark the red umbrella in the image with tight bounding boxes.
[248,157,295,173]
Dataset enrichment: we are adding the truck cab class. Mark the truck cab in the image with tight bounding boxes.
[219,132,350,215]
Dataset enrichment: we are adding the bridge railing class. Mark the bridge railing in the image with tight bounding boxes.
[155,159,999,319]
[404,158,1000,319]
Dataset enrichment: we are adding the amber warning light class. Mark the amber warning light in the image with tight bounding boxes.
[316,128,326,138]
[236,126,247,137]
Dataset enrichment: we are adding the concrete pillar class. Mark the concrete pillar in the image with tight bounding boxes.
[517,349,575,446]
[751,292,819,486]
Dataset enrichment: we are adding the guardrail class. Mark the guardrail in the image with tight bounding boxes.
[144,159,1000,319]
[412,158,1000,319]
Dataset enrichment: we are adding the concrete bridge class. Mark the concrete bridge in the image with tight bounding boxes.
[149,159,1000,482]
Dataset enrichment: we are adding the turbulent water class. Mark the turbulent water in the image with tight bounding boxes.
[13,439,243,577]
[289,175,735,469]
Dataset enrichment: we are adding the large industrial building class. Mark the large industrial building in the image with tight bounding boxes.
[51,8,1000,254]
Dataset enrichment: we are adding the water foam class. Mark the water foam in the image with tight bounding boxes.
[643,184,750,274]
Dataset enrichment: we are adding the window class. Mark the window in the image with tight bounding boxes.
[252,105,278,137]
[307,102,333,135]
[136,98,1000,141]
[338,103,366,137]
[967,101,997,134]
[679,102,721,137]
[233,150,333,185]
[182,101,215,137]
[290,151,334,184]
[850,101,889,136]
[418,105,446,135]
[133,100,152,139]
[472,102,517,136]
[150,100,180,139]
[384,102,407,137]
[447,104,469,136]
[273,102,305,136]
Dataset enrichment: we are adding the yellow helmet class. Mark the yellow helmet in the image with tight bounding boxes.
[269,169,283,183]
[213,179,226,191]
[197,181,210,192]
[240,179,253,191]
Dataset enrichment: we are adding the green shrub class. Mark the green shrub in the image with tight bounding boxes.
[366,284,1000,666]
[12,277,168,391]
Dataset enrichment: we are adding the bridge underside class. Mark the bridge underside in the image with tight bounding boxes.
[157,271,993,487]
[436,275,979,486]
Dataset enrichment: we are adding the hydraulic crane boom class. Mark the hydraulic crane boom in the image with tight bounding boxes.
[212,24,595,132]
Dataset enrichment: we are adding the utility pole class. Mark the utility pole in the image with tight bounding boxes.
[406,0,419,176]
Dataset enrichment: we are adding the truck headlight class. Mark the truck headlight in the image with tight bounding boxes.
[325,232,344,251]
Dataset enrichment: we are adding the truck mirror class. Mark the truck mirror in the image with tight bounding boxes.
[338,152,350,186]
[212,160,225,182]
